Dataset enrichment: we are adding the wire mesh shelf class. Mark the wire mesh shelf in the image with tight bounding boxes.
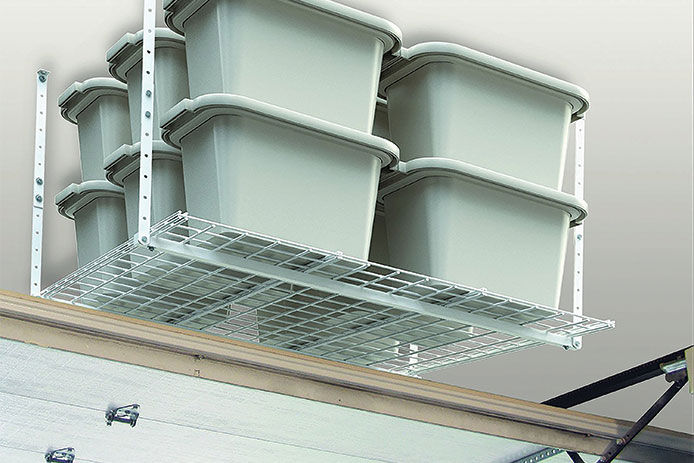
[42,212,614,375]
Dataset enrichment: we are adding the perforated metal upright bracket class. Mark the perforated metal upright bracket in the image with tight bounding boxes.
[572,117,586,350]
[31,69,49,296]
[510,448,564,463]
[137,0,156,245]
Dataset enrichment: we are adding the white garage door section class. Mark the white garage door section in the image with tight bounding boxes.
[0,337,618,463]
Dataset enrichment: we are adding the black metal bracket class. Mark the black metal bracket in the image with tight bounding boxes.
[543,347,690,409]
[597,371,688,463]
[537,347,691,463]
[105,403,140,427]
[512,347,691,463]
[45,447,75,463]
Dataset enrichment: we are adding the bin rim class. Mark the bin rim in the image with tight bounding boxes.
[104,141,183,187]
[161,93,400,168]
[162,0,402,54]
[379,158,588,226]
[107,28,185,83]
[55,180,125,220]
[58,78,128,124]
[379,42,590,119]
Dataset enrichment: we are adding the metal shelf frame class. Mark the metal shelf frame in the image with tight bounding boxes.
[41,212,613,375]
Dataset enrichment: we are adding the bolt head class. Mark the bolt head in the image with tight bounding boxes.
[145,90,152,97]
[145,111,151,118]
[38,75,46,82]
[35,194,43,202]
[35,177,43,185]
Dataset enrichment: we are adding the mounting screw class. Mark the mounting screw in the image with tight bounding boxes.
[577,234,583,240]
[35,177,43,185]
[141,236,148,243]
[145,111,151,118]
[145,90,152,97]
[38,74,46,82]
[35,194,43,203]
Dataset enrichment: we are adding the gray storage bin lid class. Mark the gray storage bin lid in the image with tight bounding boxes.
[58,78,128,124]
[161,93,400,168]
[379,158,588,226]
[379,42,590,119]
[104,141,183,186]
[55,180,125,219]
[162,0,402,54]
[107,28,186,83]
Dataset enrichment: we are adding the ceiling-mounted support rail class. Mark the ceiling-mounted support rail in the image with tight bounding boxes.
[572,117,585,349]
[30,70,49,296]
[137,0,156,245]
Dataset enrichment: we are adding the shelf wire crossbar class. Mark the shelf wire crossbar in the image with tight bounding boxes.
[42,212,614,375]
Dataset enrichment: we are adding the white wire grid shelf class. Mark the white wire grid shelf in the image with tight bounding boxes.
[42,212,614,375]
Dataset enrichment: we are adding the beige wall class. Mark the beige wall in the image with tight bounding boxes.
[0,0,692,433]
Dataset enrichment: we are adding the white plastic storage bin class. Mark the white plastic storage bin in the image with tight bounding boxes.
[163,0,402,131]
[380,43,590,189]
[161,94,399,259]
[104,141,186,237]
[379,158,587,307]
[58,78,131,180]
[107,28,189,142]
[55,180,128,267]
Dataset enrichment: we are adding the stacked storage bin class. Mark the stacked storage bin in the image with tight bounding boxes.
[55,29,190,269]
[159,0,401,258]
[158,0,402,342]
[55,79,130,267]
[375,42,589,307]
